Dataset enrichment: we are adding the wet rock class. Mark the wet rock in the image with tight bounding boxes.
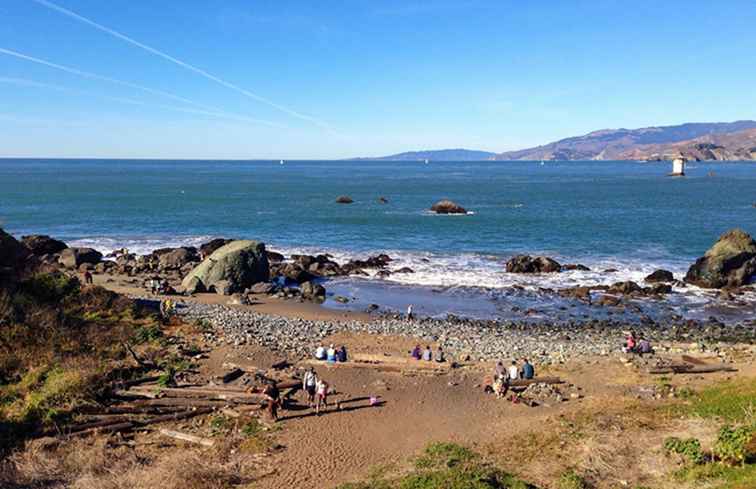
[59,247,102,269]
[608,281,643,295]
[645,269,674,283]
[430,199,467,214]
[563,264,590,271]
[300,281,326,302]
[506,255,562,274]
[603,268,619,273]
[21,235,67,256]
[266,250,285,263]
[685,229,756,288]
[378,197,389,204]
[249,282,275,295]
[335,196,354,204]
[393,267,415,274]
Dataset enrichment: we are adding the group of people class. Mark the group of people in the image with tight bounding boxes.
[302,367,330,414]
[410,344,445,362]
[314,344,348,363]
[148,277,172,295]
[490,358,535,399]
[623,330,653,355]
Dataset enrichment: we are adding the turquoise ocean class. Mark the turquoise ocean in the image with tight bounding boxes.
[2,159,755,322]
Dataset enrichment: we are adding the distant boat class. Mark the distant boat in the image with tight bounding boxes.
[540,160,545,166]
[279,159,284,165]
[424,159,429,164]
[669,157,686,177]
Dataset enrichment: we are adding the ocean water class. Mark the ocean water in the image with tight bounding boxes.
[2,158,755,322]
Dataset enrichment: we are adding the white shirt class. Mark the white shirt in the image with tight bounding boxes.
[508,365,520,380]
[315,346,326,359]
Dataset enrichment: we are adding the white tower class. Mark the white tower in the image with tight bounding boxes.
[671,157,686,176]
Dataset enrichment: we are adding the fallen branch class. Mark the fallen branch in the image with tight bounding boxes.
[649,364,737,374]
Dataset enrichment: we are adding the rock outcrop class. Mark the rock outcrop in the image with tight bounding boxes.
[645,269,674,283]
[59,247,102,269]
[21,235,67,255]
[1,228,32,286]
[199,238,233,258]
[300,281,326,302]
[181,240,269,295]
[430,200,467,214]
[506,255,562,274]
[335,196,354,204]
[685,229,756,288]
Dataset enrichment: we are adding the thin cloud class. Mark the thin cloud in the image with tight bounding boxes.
[0,75,286,125]
[31,0,335,132]
[0,47,285,128]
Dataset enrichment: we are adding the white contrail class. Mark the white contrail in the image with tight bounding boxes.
[0,75,287,124]
[0,47,285,128]
[31,0,334,131]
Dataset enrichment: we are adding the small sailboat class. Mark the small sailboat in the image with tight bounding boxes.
[540,159,545,166]
[424,158,429,164]
[279,159,284,165]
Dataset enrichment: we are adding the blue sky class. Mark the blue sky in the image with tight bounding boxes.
[0,0,755,159]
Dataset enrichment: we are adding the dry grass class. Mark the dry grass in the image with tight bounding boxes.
[2,435,263,489]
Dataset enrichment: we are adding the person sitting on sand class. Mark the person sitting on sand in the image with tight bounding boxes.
[302,367,318,408]
[638,337,652,355]
[263,381,282,421]
[521,358,534,379]
[624,330,637,353]
[435,346,445,363]
[411,345,421,360]
[337,345,348,362]
[508,360,520,380]
[326,344,337,362]
[315,345,326,360]
[315,378,329,414]
[494,361,505,378]
[422,346,432,361]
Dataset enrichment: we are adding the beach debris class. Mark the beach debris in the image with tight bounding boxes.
[159,429,215,447]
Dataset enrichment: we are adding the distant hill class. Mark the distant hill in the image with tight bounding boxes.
[493,120,756,161]
[353,149,496,161]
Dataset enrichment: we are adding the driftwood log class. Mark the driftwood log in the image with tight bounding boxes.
[159,429,214,447]
[649,364,737,375]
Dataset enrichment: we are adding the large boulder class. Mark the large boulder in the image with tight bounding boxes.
[300,281,326,302]
[430,200,467,214]
[685,229,756,288]
[335,196,354,204]
[157,247,199,270]
[181,240,269,295]
[59,247,102,269]
[505,255,562,274]
[21,235,67,255]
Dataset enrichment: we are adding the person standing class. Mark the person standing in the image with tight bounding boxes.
[302,368,318,408]
[263,381,282,421]
[315,378,329,414]
[83,270,93,285]
[406,304,414,321]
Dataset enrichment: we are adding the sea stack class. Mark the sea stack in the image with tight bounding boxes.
[430,200,467,214]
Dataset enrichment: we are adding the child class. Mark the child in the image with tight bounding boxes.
[316,378,329,414]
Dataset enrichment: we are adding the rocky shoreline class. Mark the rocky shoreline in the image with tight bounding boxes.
[172,298,756,363]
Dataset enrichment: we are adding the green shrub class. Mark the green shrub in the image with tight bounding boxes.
[19,273,80,303]
[713,425,755,466]
[415,442,476,469]
[664,436,705,465]
[242,419,262,437]
[682,378,756,423]
[132,324,163,344]
[557,469,588,489]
